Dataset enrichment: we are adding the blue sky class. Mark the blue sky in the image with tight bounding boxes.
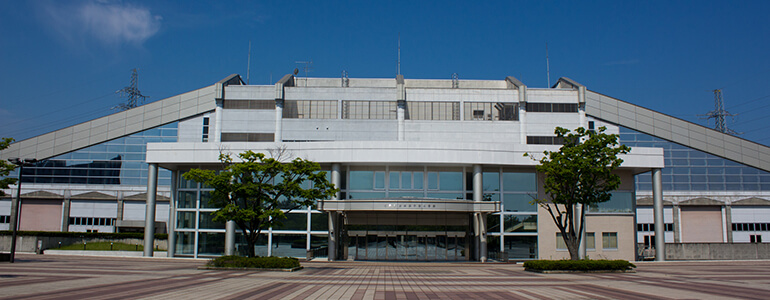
[2,1,770,145]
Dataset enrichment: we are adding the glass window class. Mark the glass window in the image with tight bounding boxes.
[589,191,633,213]
[503,193,537,212]
[197,232,225,256]
[413,172,424,190]
[271,234,308,257]
[401,172,412,189]
[428,172,438,190]
[483,172,500,192]
[487,214,501,234]
[389,172,399,189]
[177,212,196,229]
[199,211,225,229]
[503,215,537,233]
[439,172,463,191]
[504,236,537,259]
[199,191,217,208]
[426,192,464,200]
[389,191,424,198]
[177,191,197,209]
[349,171,374,190]
[348,192,386,199]
[273,212,308,231]
[310,212,329,231]
[556,233,567,250]
[586,232,595,250]
[174,232,195,255]
[602,232,618,249]
[502,173,537,192]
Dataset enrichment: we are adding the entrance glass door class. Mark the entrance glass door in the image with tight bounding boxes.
[349,231,466,261]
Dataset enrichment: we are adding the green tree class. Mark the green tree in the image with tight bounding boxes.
[183,150,337,257]
[0,138,18,197]
[525,127,630,260]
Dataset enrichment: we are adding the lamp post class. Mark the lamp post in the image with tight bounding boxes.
[8,158,37,263]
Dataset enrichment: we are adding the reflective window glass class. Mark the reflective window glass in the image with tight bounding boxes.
[349,171,374,190]
[177,191,197,209]
[483,172,500,191]
[502,193,537,212]
[439,172,463,191]
[502,173,537,192]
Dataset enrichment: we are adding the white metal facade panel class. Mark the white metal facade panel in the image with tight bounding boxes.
[70,200,117,218]
[0,199,9,215]
[732,207,770,222]
[121,201,170,222]
[123,201,146,221]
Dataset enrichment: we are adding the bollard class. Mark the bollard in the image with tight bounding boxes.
[111,242,114,251]
[83,241,87,250]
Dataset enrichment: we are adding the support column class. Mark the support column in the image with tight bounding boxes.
[652,168,665,261]
[479,213,487,263]
[214,100,223,142]
[328,163,342,261]
[576,204,586,259]
[396,74,406,141]
[225,221,236,255]
[61,195,71,232]
[724,204,733,243]
[275,100,283,142]
[143,163,158,257]
[672,204,681,243]
[472,165,486,262]
[167,170,177,257]
[328,212,338,261]
[397,101,405,141]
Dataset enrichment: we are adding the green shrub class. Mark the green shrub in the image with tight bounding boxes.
[523,259,635,271]
[51,241,143,251]
[208,256,300,269]
[0,231,167,240]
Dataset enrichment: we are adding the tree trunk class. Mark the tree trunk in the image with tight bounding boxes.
[246,238,256,257]
[566,241,580,260]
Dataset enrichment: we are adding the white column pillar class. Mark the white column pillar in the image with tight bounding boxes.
[576,204,586,259]
[652,168,665,261]
[328,212,337,261]
[397,101,405,141]
[328,163,342,261]
[275,100,283,142]
[143,163,158,257]
[214,100,223,142]
[519,107,527,144]
[167,170,178,257]
[225,221,236,255]
[472,165,486,262]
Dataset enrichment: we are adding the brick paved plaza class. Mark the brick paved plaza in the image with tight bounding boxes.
[2,254,770,299]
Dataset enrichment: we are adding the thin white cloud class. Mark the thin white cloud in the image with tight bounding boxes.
[40,1,161,47]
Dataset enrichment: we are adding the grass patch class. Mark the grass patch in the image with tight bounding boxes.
[207,256,300,269]
[50,242,144,251]
[523,259,635,271]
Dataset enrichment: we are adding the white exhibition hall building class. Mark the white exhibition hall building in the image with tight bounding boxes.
[2,73,769,261]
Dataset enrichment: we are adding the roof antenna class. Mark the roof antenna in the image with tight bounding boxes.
[397,33,401,76]
[246,41,251,85]
[546,42,551,88]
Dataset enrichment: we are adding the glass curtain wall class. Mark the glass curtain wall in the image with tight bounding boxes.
[174,170,329,258]
[484,168,539,260]
[13,123,178,186]
[619,126,770,192]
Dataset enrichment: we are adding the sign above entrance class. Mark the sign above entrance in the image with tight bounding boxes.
[319,199,500,213]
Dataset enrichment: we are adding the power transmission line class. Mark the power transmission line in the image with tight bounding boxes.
[114,69,148,111]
